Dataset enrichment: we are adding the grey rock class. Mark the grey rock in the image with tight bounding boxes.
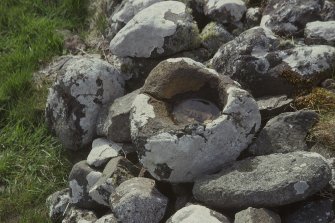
[69,161,102,209]
[245,7,262,28]
[321,0,335,21]
[130,58,261,182]
[89,156,140,206]
[167,204,231,223]
[305,21,335,46]
[200,22,234,55]
[173,47,212,63]
[87,138,121,168]
[234,207,281,223]
[283,199,334,223]
[46,188,71,223]
[193,151,332,209]
[96,89,140,142]
[261,0,324,37]
[321,78,335,93]
[45,56,125,150]
[249,110,318,156]
[109,1,200,58]
[62,207,97,223]
[110,177,168,223]
[95,213,119,223]
[256,95,293,123]
[204,0,247,24]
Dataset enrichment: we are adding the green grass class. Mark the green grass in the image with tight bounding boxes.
[0,0,88,222]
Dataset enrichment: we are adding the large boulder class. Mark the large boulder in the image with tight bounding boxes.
[234,207,281,223]
[109,1,200,58]
[130,58,261,182]
[110,177,168,223]
[45,56,125,150]
[193,151,331,209]
[305,21,335,46]
[248,110,319,156]
[167,204,231,223]
[204,0,247,24]
[261,0,324,37]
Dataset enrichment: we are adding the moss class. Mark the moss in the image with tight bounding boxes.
[294,88,335,112]
[200,22,218,42]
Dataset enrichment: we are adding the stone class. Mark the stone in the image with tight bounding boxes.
[95,213,119,223]
[245,7,262,29]
[68,161,102,209]
[320,0,335,21]
[193,151,332,209]
[62,207,97,223]
[248,110,319,156]
[234,207,281,223]
[46,188,71,223]
[110,177,168,223]
[256,95,293,123]
[45,56,125,150]
[283,199,334,223]
[305,21,335,46]
[204,0,247,24]
[321,78,335,93]
[130,58,261,182]
[200,22,234,55]
[109,0,163,38]
[109,1,200,58]
[88,157,140,206]
[261,0,324,37]
[87,138,121,168]
[96,89,140,143]
[167,204,231,223]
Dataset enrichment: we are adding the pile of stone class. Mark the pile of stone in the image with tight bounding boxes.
[43,0,335,222]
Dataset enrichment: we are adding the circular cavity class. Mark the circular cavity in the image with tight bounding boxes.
[172,98,220,124]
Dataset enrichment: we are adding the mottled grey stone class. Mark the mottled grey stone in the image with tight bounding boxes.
[204,0,247,24]
[261,0,324,37]
[95,213,119,223]
[68,161,102,209]
[320,0,335,21]
[45,56,125,150]
[245,7,262,28]
[109,1,200,58]
[167,204,231,223]
[234,207,281,223]
[87,138,121,168]
[200,22,234,55]
[62,207,97,223]
[96,89,140,143]
[131,58,261,182]
[193,151,331,209]
[305,21,335,46]
[110,177,168,223]
[249,110,318,156]
[283,199,334,223]
[46,188,71,223]
[88,157,140,206]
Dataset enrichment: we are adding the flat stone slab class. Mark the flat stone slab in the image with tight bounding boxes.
[193,152,331,209]
[87,138,121,167]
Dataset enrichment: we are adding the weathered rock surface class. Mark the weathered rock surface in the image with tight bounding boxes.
[305,21,335,46]
[320,0,335,21]
[200,22,234,55]
[130,58,261,182]
[109,1,200,58]
[46,188,71,223]
[283,199,334,223]
[245,7,262,29]
[256,95,293,123]
[62,207,97,223]
[110,177,168,223]
[234,207,281,223]
[97,89,140,142]
[95,213,119,223]
[167,204,231,223]
[193,152,332,209]
[261,0,324,37]
[45,56,125,150]
[87,138,121,167]
[88,157,140,206]
[69,161,102,209]
[248,110,319,156]
[204,0,247,24]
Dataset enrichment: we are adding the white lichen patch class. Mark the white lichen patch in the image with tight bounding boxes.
[206,0,246,22]
[110,1,186,58]
[69,180,84,203]
[294,181,309,195]
[87,138,121,167]
[305,21,335,43]
[169,205,226,222]
[281,45,335,75]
